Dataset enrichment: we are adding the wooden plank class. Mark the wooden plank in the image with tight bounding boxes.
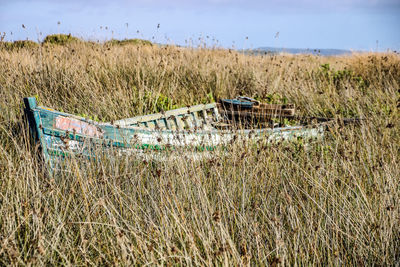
[255,103,295,110]
[212,106,220,122]
[167,116,176,130]
[217,102,295,116]
[219,109,295,118]
[201,109,209,125]
[174,116,183,130]
[192,112,200,128]
[182,114,192,130]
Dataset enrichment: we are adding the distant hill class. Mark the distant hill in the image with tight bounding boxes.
[247,47,353,56]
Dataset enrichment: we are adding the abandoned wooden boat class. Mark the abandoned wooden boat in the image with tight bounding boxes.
[23,97,328,167]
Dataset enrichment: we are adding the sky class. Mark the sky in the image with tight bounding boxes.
[0,0,399,51]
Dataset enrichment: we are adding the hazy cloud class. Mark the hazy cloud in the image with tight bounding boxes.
[5,0,400,9]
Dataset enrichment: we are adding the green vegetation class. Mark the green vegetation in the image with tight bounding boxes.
[0,39,399,265]
[105,38,152,46]
[0,35,152,50]
[0,40,39,50]
[42,34,81,45]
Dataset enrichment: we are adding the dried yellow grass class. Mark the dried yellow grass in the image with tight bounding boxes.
[0,41,399,265]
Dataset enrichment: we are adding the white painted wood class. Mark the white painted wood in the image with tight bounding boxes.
[115,103,217,126]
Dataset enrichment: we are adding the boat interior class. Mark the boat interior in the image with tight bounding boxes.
[114,97,297,131]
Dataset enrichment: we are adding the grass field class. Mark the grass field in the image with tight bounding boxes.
[0,38,399,265]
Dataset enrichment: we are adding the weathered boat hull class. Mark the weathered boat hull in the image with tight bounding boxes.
[23,97,325,168]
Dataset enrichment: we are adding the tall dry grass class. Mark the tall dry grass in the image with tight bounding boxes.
[0,41,399,265]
